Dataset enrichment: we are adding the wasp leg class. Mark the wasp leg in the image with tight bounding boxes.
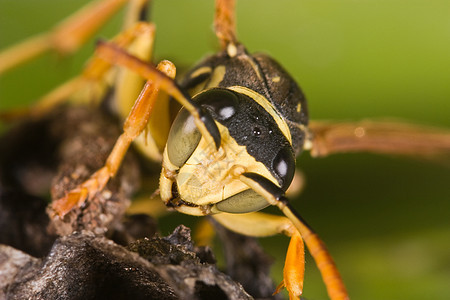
[95,41,222,149]
[0,0,151,75]
[0,22,155,122]
[238,172,349,300]
[215,0,238,49]
[308,120,450,160]
[50,60,176,218]
[213,212,304,300]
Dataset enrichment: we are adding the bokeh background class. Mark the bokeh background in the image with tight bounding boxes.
[1,0,449,299]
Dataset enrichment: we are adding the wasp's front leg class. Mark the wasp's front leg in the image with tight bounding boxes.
[50,60,176,218]
[213,212,305,300]
[95,41,222,149]
[237,172,349,300]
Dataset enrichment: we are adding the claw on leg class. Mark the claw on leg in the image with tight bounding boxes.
[51,167,110,217]
[51,188,88,218]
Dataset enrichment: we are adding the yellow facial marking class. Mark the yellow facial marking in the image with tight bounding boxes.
[227,86,292,145]
[296,103,301,113]
[176,123,279,208]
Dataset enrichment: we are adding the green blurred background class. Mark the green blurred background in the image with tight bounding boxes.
[0,0,449,299]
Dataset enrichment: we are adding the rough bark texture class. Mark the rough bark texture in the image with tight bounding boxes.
[0,106,280,300]
[1,227,253,300]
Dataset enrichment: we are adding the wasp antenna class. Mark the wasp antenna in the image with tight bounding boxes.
[215,0,238,49]
[96,41,221,150]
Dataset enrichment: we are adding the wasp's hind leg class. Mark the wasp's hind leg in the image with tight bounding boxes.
[0,21,155,122]
[0,0,151,76]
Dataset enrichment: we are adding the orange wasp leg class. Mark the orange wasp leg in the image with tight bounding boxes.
[0,0,151,75]
[281,206,349,300]
[0,22,155,122]
[237,173,349,300]
[308,120,450,160]
[213,212,305,299]
[274,231,305,300]
[95,41,222,149]
[50,60,176,217]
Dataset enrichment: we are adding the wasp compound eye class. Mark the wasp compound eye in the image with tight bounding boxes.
[273,147,295,190]
[167,108,202,167]
[215,189,270,214]
[195,88,238,121]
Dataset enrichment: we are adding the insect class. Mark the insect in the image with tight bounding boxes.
[0,0,450,300]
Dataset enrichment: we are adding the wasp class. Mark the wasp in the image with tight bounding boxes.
[1,0,449,299]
